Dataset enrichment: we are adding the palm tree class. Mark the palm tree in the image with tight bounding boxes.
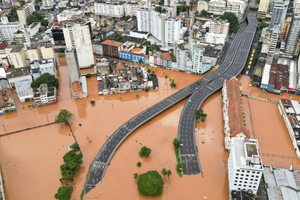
[161,168,167,176]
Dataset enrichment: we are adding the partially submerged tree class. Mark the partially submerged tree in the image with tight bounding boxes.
[54,186,73,200]
[137,171,163,196]
[138,146,152,157]
[55,109,74,126]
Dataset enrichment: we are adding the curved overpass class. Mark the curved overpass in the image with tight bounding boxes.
[177,11,258,175]
[83,12,257,195]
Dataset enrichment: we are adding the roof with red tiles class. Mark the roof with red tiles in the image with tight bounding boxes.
[116,62,125,70]
[102,40,122,47]
[72,81,82,93]
[162,53,171,60]
[177,15,184,19]
[226,78,250,138]
[0,44,8,49]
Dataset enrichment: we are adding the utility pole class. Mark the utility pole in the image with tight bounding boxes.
[2,124,6,133]
[43,104,49,123]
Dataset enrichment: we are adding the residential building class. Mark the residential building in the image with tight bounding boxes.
[40,43,55,60]
[294,38,300,57]
[124,18,137,33]
[176,45,189,71]
[17,3,35,25]
[33,83,56,106]
[269,0,288,29]
[0,17,25,42]
[227,0,245,18]
[13,30,30,44]
[0,68,16,114]
[205,32,226,45]
[30,59,57,81]
[162,52,173,69]
[189,1,198,12]
[164,18,181,46]
[222,78,250,150]
[208,0,227,15]
[51,25,65,45]
[280,17,292,40]
[94,2,125,18]
[192,43,204,74]
[228,138,263,195]
[57,10,84,22]
[295,0,300,14]
[137,8,150,32]
[63,22,94,68]
[92,41,103,56]
[102,40,123,59]
[25,22,40,39]
[197,1,209,12]
[258,0,270,19]
[209,20,230,38]
[125,3,139,16]
[26,44,42,62]
[6,67,33,102]
[269,26,280,54]
[150,10,167,44]
[5,45,27,68]
[285,14,300,56]
[42,0,54,7]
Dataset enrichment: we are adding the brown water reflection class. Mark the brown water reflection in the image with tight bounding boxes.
[2,62,300,200]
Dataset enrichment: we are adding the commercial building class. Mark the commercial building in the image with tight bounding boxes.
[17,3,35,25]
[94,2,125,18]
[63,22,94,68]
[285,14,300,56]
[30,59,57,81]
[164,18,181,46]
[0,17,25,42]
[5,45,27,69]
[269,0,288,29]
[137,9,150,32]
[257,0,270,19]
[57,10,84,22]
[124,18,137,33]
[13,30,30,45]
[102,40,123,59]
[222,78,250,150]
[192,43,204,74]
[33,83,56,106]
[228,138,263,195]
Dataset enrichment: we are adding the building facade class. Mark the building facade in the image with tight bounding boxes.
[257,0,270,19]
[17,3,35,25]
[0,17,25,42]
[5,46,27,68]
[13,30,30,44]
[197,1,209,12]
[63,22,94,68]
[150,11,167,44]
[209,20,230,37]
[285,14,300,56]
[125,3,139,16]
[33,83,56,106]
[164,18,181,46]
[102,40,123,59]
[94,2,125,18]
[57,10,84,22]
[269,0,287,29]
[280,17,292,40]
[192,43,203,74]
[30,59,57,81]
[137,9,150,32]
[42,0,54,7]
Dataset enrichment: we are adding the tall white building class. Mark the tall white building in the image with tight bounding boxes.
[150,10,167,44]
[269,0,288,30]
[94,2,125,18]
[164,18,181,46]
[0,17,25,42]
[137,9,150,32]
[285,14,300,56]
[125,3,139,16]
[209,20,230,37]
[17,3,35,25]
[57,10,84,22]
[228,138,263,195]
[42,0,54,7]
[197,1,209,12]
[63,22,94,68]
[192,43,204,74]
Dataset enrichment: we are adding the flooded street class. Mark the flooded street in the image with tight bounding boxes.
[1,60,300,200]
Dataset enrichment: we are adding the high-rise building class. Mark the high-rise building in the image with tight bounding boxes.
[294,0,300,14]
[197,1,209,12]
[42,0,54,7]
[17,3,35,25]
[192,43,203,74]
[228,138,263,195]
[164,18,181,46]
[94,2,125,18]
[257,0,270,19]
[137,9,150,32]
[269,0,288,30]
[209,20,230,37]
[150,10,167,44]
[13,30,30,45]
[5,45,27,69]
[63,22,94,68]
[285,14,300,56]
[280,17,292,40]
[102,40,123,59]
[0,17,25,42]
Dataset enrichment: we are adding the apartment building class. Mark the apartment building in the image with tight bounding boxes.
[5,45,27,68]
[227,0,245,18]
[228,138,263,195]
[192,43,204,74]
[269,26,280,54]
[197,1,209,12]
[150,10,167,44]
[269,0,288,29]
[285,14,300,56]
[63,22,94,68]
[258,0,270,18]
[125,3,139,16]
[40,43,55,60]
[94,2,125,18]
[137,9,150,32]
[102,40,123,59]
[208,0,227,15]
[42,0,54,8]
[176,43,189,71]
[57,10,84,22]
[280,17,292,40]
[0,17,25,42]
[294,0,300,14]
[17,3,35,25]
[30,59,57,81]
[13,30,30,45]
[25,22,41,39]
[33,83,56,106]
[164,18,181,46]
[209,20,230,37]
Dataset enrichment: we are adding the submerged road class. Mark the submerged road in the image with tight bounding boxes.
[178,11,258,175]
[83,12,258,195]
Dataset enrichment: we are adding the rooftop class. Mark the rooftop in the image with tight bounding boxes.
[102,40,122,47]
[6,67,30,78]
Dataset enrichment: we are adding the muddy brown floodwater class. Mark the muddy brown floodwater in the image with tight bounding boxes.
[2,60,300,200]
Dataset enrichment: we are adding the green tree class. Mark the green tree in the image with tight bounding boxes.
[59,48,65,52]
[145,41,151,45]
[86,73,92,78]
[31,73,59,89]
[148,47,153,52]
[137,171,163,196]
[173,138,180,149]
[54,186,73,200]
[136,94,139,98]
[147,68,151,73]
[250,74,257,80]
[41,19,48,26]
[145,87,149,92]
[231,26,239,33]
[166,169,171,177]
[219,12,238,27]
[176,163,183,170]
[139,59,143,65]
[26,14,39,25]
[138,146,152,157]
[124,15,131,21]
[256,0,260,3]
[258,17,263,22]
[170,79,176,87]
[177,5,189,15]
[55,109,74,125]
[134,173,138,179]
[155,6,163,13]
[151,70,155,75]
[90,99,95,105]
[165,75,168,79]
[200,9,208,17]
[161,168,167,176]
[71,143,79,150]
[137,162,141,167]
